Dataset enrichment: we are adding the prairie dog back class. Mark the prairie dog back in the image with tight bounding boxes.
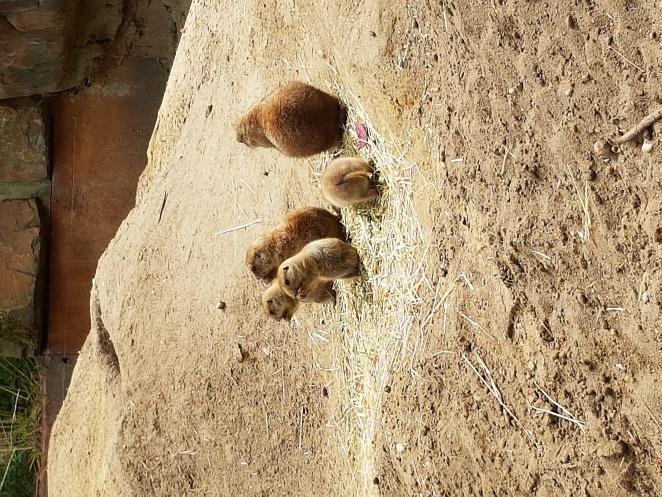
[246,207,345,281]
[321,156,379,208]
[277,238,360,299]
[235,81,347,157]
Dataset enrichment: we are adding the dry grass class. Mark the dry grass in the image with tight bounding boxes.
[309,77,427,496]
[564,165,592,244]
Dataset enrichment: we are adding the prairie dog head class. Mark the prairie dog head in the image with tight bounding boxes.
[261,282,299,321]
[235,109,270,148]
[277,258,309,299]
[246,237,278,281]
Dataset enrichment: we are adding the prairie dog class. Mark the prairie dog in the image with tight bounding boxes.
[277,238,360,299]
[246,207,345,282]
[261,280,335,321]
[235,81,346,157]
[321,157,379,208]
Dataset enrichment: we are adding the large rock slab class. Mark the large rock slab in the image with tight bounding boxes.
[0,0,124,99]
[0,198,40,356]
[0,1,38,14]
[0,100,47,183]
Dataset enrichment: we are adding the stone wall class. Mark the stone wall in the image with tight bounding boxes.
[0,0,124,99]
[0,199,42,356]
[0,98,48,183]
[0,98,48,356]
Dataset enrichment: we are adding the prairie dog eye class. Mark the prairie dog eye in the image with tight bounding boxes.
[267,299,274,305]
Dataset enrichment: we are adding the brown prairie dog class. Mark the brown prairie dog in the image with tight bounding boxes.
[235,81,347,157]
[246,207,345,282]
[277,238,360,300]
[261,280,335,321]
[321,157,379,208]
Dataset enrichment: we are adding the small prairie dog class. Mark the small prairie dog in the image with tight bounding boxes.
[321,157,379,208]
[261,280,335,321]
[277,238,360,300]
[235,81,347,157]
[246,207,345,282]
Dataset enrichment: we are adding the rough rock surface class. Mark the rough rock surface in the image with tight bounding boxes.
[0,0,124,99]
[0,99,47,183]
[0,199,40,356]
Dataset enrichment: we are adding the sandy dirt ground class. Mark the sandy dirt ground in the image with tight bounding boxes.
[48,0,660,496]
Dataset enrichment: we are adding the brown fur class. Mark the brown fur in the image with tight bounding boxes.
[246,207,345,282]
[261,279,335,321]
[235,81,347,157]
[277,238,360,299]
[321,157,379,208]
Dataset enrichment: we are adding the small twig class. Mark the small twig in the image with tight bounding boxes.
[640,399,661,432]
[157,192,167,223]
[459,312,496,340]
[608,46,645,73]
[531,406,586,430]
[0,448,15,490]
[215,219,262,235]
[615,107,662,144]
[564,165,591,243]
[533,380,586,429]
[9,388,19,442]
[463,353,539,449]
[531,250,552,262]
[298,406,305,449]
[499,147,511,175]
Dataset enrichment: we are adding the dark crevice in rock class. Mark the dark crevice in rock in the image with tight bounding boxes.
[91,284,122,384]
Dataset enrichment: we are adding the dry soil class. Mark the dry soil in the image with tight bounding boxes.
[49,1,661,496]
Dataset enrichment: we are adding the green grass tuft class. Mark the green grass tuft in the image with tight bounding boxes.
[0,357,42,497]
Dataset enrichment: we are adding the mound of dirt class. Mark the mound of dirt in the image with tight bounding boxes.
[48,1,660,496]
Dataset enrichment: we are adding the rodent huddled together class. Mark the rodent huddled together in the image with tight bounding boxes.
[236,81,380,321]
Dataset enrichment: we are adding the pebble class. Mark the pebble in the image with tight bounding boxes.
[566,15,577,29]
[597,440,626,458]
[641,140,653,153]
[593,140,611,158]
[233,343,245,363]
